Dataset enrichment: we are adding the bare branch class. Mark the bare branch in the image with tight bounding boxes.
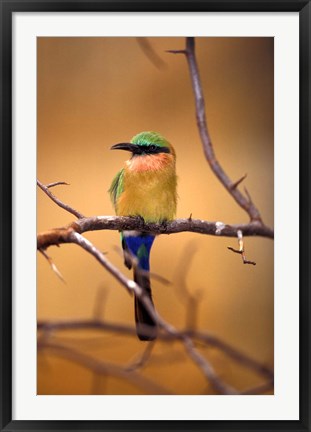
[37,179,273,253]
[69,232,134,295]
[40,341,172,395]
[37,179,84,219]
[191,330,273,381]
[48,231,240,394]
[227,230,257,265]
[38,318,273,383]
[39,249,66,283]
[37,216,273,251]
[37,182,267,393]
[125,342,155,372]
[182,337,238,394]
[168,37,264,223]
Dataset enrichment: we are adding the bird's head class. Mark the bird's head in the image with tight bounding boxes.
[111,131,175,158]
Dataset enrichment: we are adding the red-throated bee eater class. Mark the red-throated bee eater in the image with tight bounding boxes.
[109,131,177,341]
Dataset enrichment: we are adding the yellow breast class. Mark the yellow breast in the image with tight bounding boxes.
[116,154,177,222]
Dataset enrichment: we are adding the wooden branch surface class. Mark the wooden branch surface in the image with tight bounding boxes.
[37,215,273,250]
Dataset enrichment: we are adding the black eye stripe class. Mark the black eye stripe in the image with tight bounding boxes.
[137,145,170,155]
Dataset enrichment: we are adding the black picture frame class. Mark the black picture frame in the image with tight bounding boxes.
[1,1,310,431]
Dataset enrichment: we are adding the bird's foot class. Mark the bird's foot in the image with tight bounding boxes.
[159,219,168,232]
[134,215,145,229]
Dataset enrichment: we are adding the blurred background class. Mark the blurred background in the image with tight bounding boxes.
[37,37,274,395]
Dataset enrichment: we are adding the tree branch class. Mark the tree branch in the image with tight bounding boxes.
[227,229,257,265]
[37,215,273,251]
[168,37,265,223]
[38,319,273,389]
[37,179,84,219]
[37,189,273,393]
[41,229,240,394]
[36,178,273,252]
[39,341,172,395]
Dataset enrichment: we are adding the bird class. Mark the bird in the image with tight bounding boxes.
[109,131,177,341]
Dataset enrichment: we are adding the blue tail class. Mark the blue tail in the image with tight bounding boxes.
[122,233,157,341]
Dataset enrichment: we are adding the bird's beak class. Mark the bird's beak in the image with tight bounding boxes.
[110,143,138,153]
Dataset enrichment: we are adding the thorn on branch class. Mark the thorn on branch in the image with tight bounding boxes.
[227,230,256,265]
[230,173,247,190]
[188,213,192,221]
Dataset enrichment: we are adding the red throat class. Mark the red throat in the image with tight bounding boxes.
[126,153,174,172]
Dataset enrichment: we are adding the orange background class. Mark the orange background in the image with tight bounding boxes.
[37,37,274,395]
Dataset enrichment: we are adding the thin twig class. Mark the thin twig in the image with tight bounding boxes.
[182,337,238,394]
[125,342,155,372]
[227,230,256,265]
[69,232,134,295]
[37,179,85,219]
[189,330,273,381]
[39,249,66,283]
[46,181,70,188]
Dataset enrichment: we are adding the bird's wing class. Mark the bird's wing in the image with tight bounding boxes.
[109,168,124,208]
[109,169,132,268]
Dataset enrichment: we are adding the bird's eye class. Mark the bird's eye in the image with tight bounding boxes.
[149,145,157,152]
